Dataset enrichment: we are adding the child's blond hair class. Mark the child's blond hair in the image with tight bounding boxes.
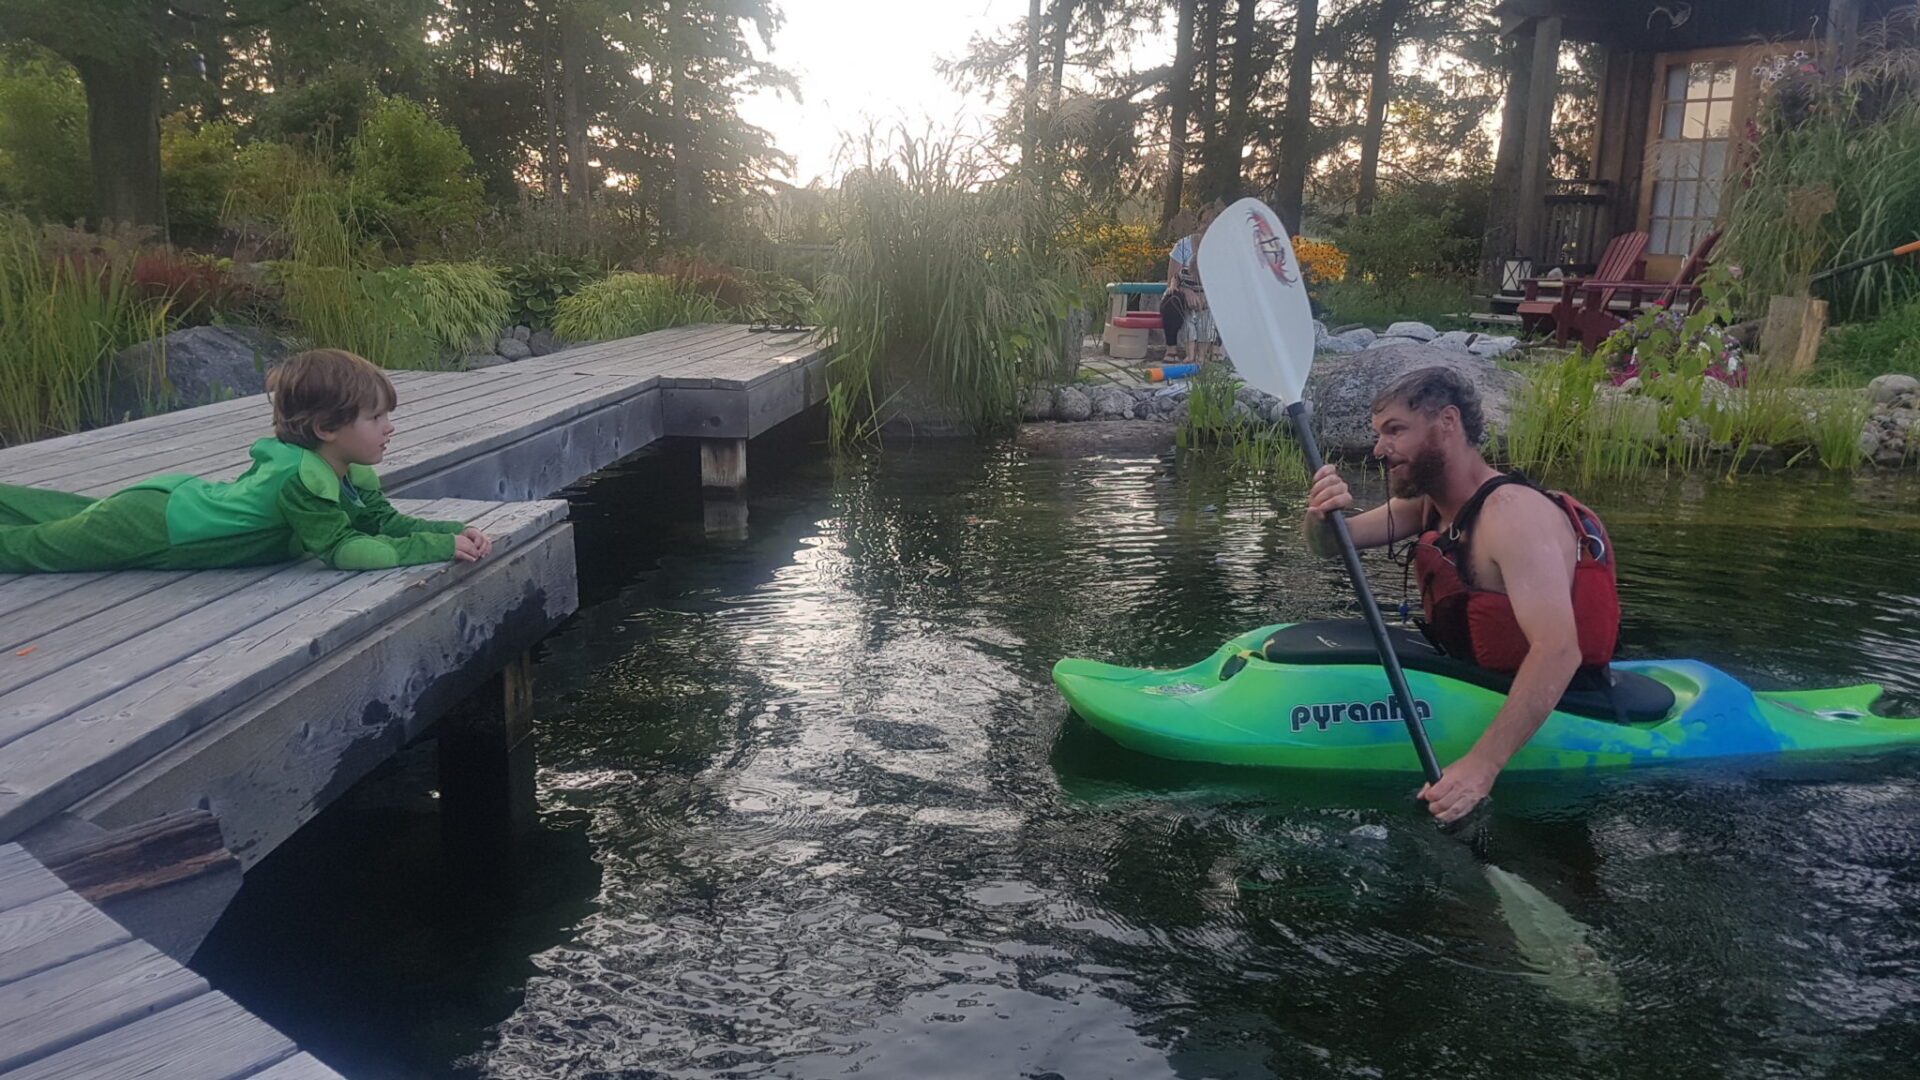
[268,349,399,449]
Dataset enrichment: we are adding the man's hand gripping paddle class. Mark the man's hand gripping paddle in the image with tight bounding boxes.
[1196,198,1456,805]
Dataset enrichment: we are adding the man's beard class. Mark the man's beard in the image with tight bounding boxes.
[1387,439,1448,499]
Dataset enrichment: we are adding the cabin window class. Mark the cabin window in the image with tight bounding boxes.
[1646,57,1738,257]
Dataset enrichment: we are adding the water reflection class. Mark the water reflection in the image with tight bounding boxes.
[202,438,1920,1079]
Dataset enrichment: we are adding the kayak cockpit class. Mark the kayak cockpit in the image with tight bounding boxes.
[1253,620,1676,723]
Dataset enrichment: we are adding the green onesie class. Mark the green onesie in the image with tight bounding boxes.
[0,438,466,573]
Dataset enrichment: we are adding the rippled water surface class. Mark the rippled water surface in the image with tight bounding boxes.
[198,431,1920,1079]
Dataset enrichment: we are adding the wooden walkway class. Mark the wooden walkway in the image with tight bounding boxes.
[0,842,344,1079]
[0,322,829,1077]
[0,323,823,501]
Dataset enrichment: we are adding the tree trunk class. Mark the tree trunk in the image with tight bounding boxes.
[1356,0,1402,214]
[1192,0,1222,202]
[541,10,565,198]
[1479,32,1531,286]
[666,2,694,238]
[1042,0,1073,180]
[71,52,166,232]
[1221,0,1257,196]
[1023,0,1043,182]
[1160,0,1198,227]
[1272,0,1318,233]
[193,19,229,123]
[559,3,592,204]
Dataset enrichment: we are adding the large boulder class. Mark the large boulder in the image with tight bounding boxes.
[1381,321,1439,342]
[1303,342,1526,457]
[1053,385,1093,422]
[1089,385,1133,419]
[1868,373,1920,405]
[111,325,291,418]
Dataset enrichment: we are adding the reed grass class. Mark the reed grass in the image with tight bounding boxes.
[815,125,1083,446]
[0,213,171,445]
[1722,16,1920,321]
[1172,363,1309,483]
[1505,351,1887,478]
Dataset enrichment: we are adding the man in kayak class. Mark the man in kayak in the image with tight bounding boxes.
[1302,366,1620,821]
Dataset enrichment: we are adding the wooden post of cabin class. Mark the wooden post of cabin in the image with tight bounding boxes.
[1514,15,1563,266]
[1827,0,1862,69]
[438,652,537,847]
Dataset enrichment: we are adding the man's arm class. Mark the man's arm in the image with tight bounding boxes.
[1418,488,1584,821]
[1302,464,1426,556]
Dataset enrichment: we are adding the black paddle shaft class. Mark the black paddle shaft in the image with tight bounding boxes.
[1287,400,1445,785]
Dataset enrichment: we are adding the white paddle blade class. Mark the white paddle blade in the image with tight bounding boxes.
[1195,197,1316,405]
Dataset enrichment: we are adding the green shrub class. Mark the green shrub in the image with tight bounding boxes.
[160,115,242,241]
[1815,295,1920,386]
[1315,276,1473,329]
[0,52,90,223]
[1334,188,1478,286]
[551,273,721,342]
[741,271,814,329]
[348,95,486,250]
[0,214,172,444]
[251,68,380,144]
[497,253,605,327]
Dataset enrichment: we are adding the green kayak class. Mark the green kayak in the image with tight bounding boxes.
[1053,620,1920,773]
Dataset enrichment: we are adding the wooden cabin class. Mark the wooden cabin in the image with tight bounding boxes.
[1485,0,1906,288]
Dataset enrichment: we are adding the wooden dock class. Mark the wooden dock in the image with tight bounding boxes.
[0,323,828,1077]
[0,841,345,1079]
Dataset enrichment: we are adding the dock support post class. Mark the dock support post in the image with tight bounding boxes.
[438,652,538,848]
[699,437,748,490]
[699,437,749,538]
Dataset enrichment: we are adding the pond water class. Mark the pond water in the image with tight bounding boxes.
[197,427,1920,1079]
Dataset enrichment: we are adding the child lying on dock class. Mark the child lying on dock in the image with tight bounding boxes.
[0,349,493,573]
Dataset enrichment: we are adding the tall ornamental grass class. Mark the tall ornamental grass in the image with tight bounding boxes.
[550,273,721,342]
[270,154,507,369]
[0,214,170,445]
[816,128,1084,445]
[1722,17,1920,321]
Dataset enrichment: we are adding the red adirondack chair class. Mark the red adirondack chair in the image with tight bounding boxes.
[1553,229,1724,347]
[1516,231,1649,340]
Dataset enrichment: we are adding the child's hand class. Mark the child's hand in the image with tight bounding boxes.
[455,528,492,562]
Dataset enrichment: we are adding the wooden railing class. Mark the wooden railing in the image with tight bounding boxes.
[1540,179,1614,274]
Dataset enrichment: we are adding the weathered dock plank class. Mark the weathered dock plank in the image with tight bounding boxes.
[0,889,131,986]
[0,938,207,1072]
[2,990,297,1080]
[245,1054,349,1079]
[0,842,323,1080]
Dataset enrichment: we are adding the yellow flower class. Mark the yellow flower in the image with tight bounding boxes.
[1292,236,1348,284]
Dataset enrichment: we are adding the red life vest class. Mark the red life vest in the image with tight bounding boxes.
[1412,475,1620,676]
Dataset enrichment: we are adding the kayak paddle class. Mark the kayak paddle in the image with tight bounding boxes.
[1196,197,1444,786]
[1809,238,1920,284]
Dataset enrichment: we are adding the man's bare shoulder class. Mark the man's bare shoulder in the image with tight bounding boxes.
[1477,484,1571,546]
